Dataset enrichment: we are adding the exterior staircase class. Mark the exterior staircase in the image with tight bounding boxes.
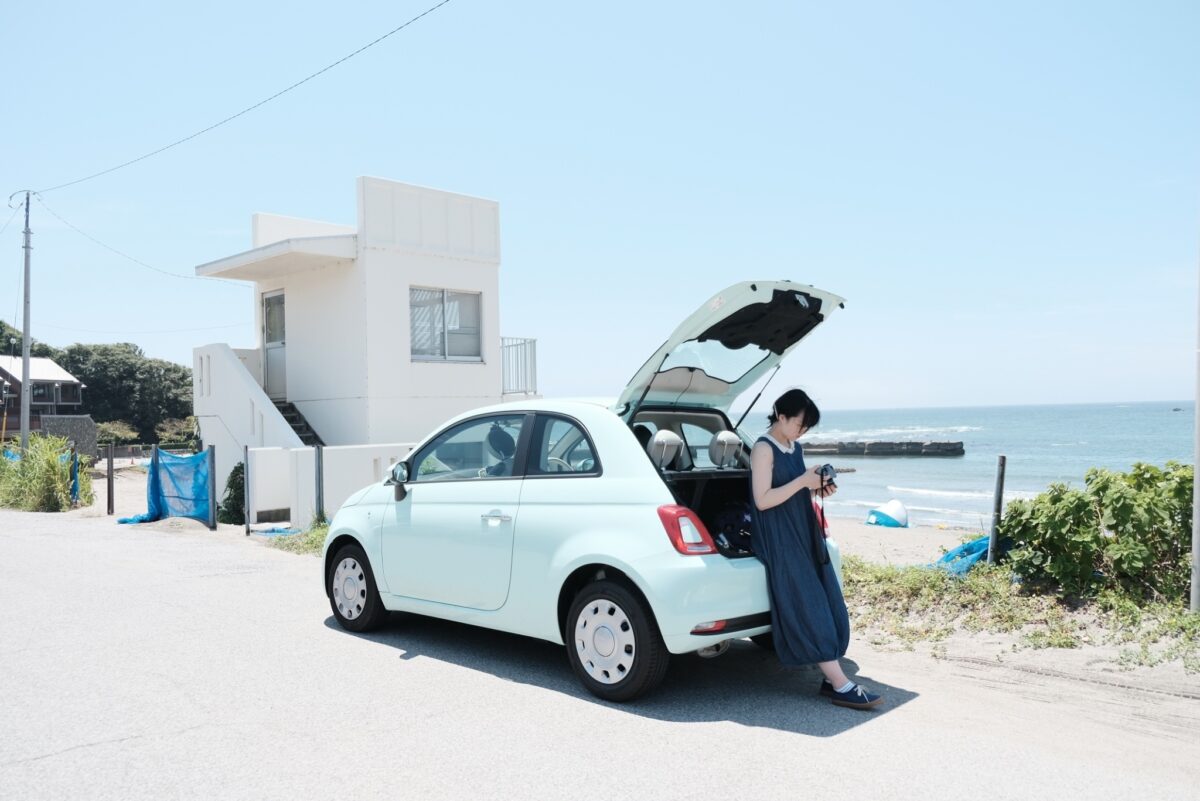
[272,401,324,447]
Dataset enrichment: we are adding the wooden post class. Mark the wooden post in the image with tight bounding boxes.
[987,455,1007,564]
[106,443,114,515]
[315,445,325,524]
[206,445,217,530]
[243,444,250,536]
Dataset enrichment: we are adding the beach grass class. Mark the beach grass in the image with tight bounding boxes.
[842,556,1198,672]
[268,521,329,555]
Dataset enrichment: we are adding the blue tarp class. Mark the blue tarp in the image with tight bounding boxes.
[932,534,1012,575]
[2,449,19,461]
[119,449,213,527]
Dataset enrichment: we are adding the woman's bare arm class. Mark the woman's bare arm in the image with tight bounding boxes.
[751,441,824,511]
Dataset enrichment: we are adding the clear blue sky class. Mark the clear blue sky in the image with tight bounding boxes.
[2,1,1197,410]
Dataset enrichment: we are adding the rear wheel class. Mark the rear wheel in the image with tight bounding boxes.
[566,580,669,702]
[328,544,388,632]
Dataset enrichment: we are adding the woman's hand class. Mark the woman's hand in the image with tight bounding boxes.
[815,483,838,499]
[795,468,827,491]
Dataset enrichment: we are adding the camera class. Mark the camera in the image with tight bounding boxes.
[815,463,837,485]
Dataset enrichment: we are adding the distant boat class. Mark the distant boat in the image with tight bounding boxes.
[1173,407,1183,412]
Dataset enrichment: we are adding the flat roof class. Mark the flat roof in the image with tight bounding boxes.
[194,234,357,281]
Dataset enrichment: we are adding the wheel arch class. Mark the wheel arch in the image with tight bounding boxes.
[556,562,660,642]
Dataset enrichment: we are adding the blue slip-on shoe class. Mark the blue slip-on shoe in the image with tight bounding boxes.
[830,683,883,710]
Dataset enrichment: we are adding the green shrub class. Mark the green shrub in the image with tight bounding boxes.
[1000,461,1193,602]
[217,461,245,525]
[155,416,199,449]
[96,420,139,445]
[0,434,93,511]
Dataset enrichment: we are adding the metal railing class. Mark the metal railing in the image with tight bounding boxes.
[501,337,538,395]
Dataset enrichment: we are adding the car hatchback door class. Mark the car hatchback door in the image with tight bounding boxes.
[380,413,528,611]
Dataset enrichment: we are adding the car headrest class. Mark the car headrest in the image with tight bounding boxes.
[486,425,516,460]
[708,430,742,468]
[647,430,683,470]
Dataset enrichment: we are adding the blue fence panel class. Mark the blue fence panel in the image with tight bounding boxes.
[119,449,213,527]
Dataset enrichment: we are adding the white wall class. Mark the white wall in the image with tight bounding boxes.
[247,447,291,513]
[255,260,370,445]
[194,343,304,494]
[252,213,355,247]
[233,348,262,388]
[246,442,415,531]
[357,177,505,444]
[321,442,414,517]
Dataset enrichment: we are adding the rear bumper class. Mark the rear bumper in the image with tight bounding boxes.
[631,550,772,654]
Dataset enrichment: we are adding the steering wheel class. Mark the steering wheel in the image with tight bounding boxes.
[546,457,573,473]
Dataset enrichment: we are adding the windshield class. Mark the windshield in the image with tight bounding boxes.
[659,340,770,383]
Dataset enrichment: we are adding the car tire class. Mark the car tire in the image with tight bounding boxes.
[328,544,388,632]
[750,632,775,651]
[566,580,669,702]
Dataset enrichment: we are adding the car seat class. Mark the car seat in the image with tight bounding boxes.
[485,424,516,476]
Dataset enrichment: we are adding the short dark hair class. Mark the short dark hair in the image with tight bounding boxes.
[768,388,820,430]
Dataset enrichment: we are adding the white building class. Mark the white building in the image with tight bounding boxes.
[193,177,538,495]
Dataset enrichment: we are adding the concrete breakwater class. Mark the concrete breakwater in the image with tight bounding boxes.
[802,441,965,457]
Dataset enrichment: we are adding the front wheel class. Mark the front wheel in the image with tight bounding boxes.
[328,544,388,632]
[566,580,669,702]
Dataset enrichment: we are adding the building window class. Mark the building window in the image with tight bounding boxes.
[58,384,80,404]
[410,288,482,361]
[31,383,50,401]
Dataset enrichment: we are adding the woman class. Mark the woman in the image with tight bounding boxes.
[750,388,883,710]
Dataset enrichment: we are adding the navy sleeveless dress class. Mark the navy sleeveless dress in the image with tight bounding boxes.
[750,436,850,666]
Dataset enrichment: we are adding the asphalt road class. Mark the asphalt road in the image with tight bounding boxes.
[1,508,1197,801]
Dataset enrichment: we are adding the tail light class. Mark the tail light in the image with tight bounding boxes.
[658,505,718,555]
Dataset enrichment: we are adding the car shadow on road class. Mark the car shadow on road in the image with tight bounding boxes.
[325,613,916,737]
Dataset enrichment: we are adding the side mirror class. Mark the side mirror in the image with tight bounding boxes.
[387,462,410,502]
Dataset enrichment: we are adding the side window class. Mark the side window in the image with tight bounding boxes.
[528,416,600,476]
[410,415,525,481]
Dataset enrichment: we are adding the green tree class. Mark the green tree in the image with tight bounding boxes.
[0,321,192,443]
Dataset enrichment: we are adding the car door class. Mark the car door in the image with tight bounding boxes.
[380,413,529,610]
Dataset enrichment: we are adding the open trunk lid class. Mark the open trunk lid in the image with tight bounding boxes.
[615,281,845,415]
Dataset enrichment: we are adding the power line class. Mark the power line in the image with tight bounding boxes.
[35,195,248,286]
[35,0,454,194]
[0,204,20,238]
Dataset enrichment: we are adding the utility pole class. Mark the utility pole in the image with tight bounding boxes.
[19,191,31,452]
[1192,250,1199,613]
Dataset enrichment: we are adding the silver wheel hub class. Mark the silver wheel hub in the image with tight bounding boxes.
[332,557,367,621]
[575,599,636,685]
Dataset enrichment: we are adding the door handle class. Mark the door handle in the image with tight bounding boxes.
[481,511,512,525]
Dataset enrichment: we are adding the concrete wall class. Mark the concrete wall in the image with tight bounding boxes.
[247,441,415,531]
[40,415,97,457]
[194,343,303,494]
[357,177,505,444]
[247,447,291,514]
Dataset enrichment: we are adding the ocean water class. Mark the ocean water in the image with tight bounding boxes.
[763,401,1195,529]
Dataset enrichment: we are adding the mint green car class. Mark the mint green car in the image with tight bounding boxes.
[323,280,845,701]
